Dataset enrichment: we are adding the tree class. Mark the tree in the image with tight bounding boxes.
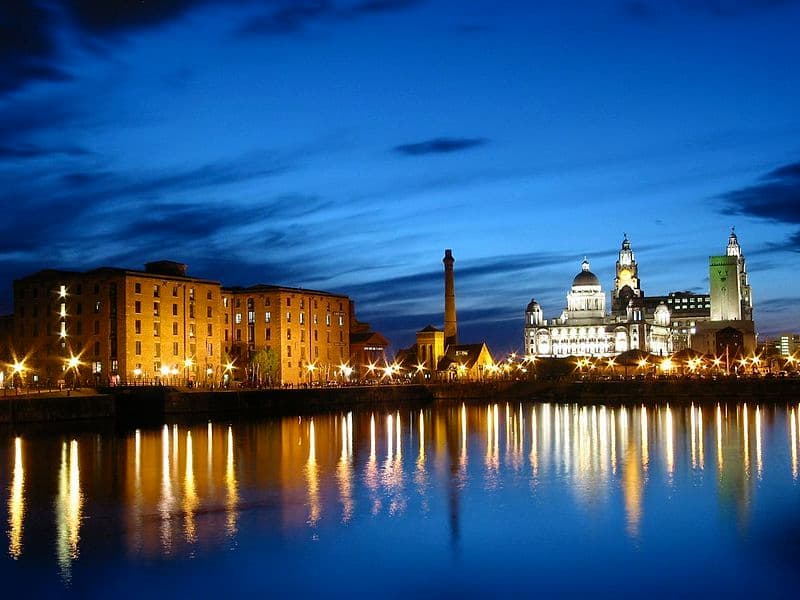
[250,347,280,387]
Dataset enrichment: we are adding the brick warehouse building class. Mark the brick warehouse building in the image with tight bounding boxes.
[6,261,386,387]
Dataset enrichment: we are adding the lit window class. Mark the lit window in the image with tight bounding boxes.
[235,313,242,324]
[265,311,271,323]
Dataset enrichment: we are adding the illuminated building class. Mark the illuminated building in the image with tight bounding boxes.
[525,231,757,358]
[221,285,352,386]
[691,229,756,357]
[8,261,381,387]
[525,241,672,357]
[11,261,221,385]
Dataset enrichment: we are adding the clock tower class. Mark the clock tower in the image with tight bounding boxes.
[613,234,642,311]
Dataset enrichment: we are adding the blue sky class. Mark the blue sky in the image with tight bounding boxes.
[1,0,799,354]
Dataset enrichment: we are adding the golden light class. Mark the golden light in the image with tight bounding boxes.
[751,355,761,366]
[457,363,467,374]
[638,358,648,368]
[660,358,673,372]
[366,361,377,374]
[184,358,193,369]
[607,358,616,368]
[224,361,236,373]
[306,362,317,373]
[160,365,170,376]
[381,364,394,378]
[712,357,722,367]
[206,367,213,376]
[12,360,26,375]
[391,362,401,373]
[66,355,80,370]
[414,362,426,374]
[133,368,142,377]
[339,363,353,378]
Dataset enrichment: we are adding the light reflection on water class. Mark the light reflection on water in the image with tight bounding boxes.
[3,401,800,594]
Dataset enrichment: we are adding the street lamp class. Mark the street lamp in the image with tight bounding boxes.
[306,362,317,386]
[184,357,194,386]
[223,360,235,387]
[66,354,81,389]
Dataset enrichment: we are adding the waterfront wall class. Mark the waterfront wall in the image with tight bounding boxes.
[2,379,799,425]
[0,392,115,424]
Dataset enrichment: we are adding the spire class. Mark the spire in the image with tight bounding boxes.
[727,227,741,257]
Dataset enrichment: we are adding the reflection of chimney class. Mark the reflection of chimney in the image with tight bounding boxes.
[443,249,457,347]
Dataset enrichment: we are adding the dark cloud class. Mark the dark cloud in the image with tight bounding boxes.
[0,143,90,160]
[0,0,71,93]
[393,137,488,156]
[239,1,332,36]
[67,0,203,34]
[238,0,423,36]
[345,0,422,15]
[718,159,800,251]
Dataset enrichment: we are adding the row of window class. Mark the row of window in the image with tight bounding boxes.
[134,282,212,300]
[134,341,212,357]
[133,320,213,337]
[231,311,343,326]
[223,296,345,311]
[226,327,343,344]
[133,300,214,318]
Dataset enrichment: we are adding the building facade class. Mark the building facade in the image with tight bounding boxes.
[525,248,672,358]
[222,285,352,386]
[11,261,222,385]
[525,231,757,359]
[6,262,379,388]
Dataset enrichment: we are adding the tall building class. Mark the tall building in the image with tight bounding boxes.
[692,229,756,356]
[11,261,222,385]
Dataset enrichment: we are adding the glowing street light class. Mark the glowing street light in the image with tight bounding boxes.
[306,362,317,386]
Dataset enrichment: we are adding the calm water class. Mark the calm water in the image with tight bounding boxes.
[2,401,800,597]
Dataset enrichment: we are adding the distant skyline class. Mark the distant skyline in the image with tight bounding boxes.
[2,0,799,353]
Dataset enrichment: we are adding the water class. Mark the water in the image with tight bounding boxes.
[2,401,800,597]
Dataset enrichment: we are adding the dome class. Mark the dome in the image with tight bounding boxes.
[526,298,541,312]
[572,259,600,287]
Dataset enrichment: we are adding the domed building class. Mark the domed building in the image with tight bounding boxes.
[524,239,673,358]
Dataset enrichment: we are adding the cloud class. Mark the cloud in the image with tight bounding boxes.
[238,0,423,36]
[393,137,488,156]
[68,0,205,34]
[0,143,90,160]
[239,1,333,36]
[0,0,72,93]
[345,0,422,15]
[718,159,800,251]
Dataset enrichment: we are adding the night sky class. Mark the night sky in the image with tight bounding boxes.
[2,0,799,355]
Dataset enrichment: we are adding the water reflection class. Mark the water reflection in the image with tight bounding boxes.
[8,438,23,559]
[55,440,82,583]
[3,401,800,571]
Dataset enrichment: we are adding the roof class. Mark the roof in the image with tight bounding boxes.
[437,343,491,370]
[223,284,348,299]
[417,324,443,333]
[350,331,390,347]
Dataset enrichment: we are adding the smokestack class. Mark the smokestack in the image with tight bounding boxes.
[443,248,457,347]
